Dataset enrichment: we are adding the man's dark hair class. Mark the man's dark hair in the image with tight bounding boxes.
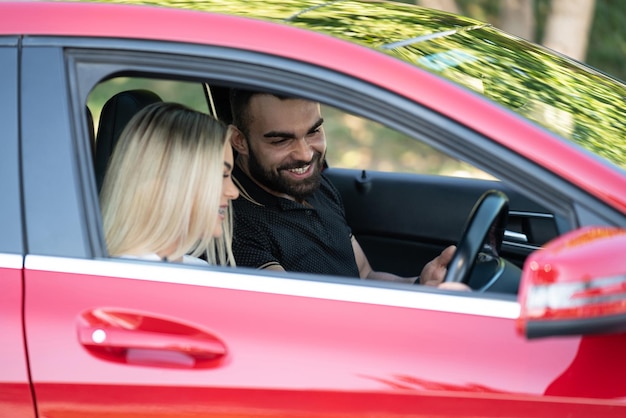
[229,88,296,138]
[229,88,256,138]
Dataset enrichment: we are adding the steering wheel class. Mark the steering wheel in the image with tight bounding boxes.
[444,190,509,285]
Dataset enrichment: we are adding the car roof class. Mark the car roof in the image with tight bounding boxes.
[0,0,483,45]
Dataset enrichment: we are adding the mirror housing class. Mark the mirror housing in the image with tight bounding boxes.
[517,227,626,339]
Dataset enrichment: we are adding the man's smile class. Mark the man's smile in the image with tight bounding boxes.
[285,164,311,175]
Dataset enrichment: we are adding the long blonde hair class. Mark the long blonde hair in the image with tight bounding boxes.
[100,102,235,265]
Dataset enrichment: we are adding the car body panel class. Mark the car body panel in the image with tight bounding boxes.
[0,40,22,254]
[23,255,626,417]
[20,45,95,258]
[0,259,36,418]
[0,41,34,418]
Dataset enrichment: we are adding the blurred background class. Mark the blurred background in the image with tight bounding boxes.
[410,0,625,82]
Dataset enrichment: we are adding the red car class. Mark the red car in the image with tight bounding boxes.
[2,1,626,417]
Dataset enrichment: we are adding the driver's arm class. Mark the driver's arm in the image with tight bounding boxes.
[351,235,417,284]
[352,237,466,289]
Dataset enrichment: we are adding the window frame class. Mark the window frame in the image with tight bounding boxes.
[0,39,22,255]
[22,35,615,261]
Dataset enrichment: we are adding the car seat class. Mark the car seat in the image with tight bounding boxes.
[86,106,95,160]
[94,89,163,192]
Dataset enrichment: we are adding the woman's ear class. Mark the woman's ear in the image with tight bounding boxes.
[229,125,248,156]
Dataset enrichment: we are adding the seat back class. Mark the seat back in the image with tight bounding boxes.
[86,106,95,159]
[94,89,163,191]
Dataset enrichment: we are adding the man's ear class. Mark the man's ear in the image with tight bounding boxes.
[229,125,249,156]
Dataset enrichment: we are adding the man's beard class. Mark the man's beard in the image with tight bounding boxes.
[247,147,324,202]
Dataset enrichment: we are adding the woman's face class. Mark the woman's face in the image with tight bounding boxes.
[213,143,239,237]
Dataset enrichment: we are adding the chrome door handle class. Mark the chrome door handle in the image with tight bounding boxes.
[77,308,227,369]
[505,229,528,243]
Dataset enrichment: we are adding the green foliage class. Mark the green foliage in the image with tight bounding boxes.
[454,0,625,81]
[86,0,625,170]
[587,0,626,81]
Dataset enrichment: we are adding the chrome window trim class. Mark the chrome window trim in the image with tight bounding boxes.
[25,255,521,319]
[503,241,542,251]
[509,210,555,219]
[0,253,24,270]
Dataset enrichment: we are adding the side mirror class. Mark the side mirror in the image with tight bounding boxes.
[517,227,626,339]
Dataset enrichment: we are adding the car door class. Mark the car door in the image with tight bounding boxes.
[19,36,626,418]
[0,37,36,418]
[316,104,565,276]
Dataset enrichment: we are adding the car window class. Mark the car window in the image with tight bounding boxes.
[322,105,495,179]
[88,78,490,181]
[405,26,626,170]
[86,75,225,260]
[87,77,209,136]
[72,50,554,297]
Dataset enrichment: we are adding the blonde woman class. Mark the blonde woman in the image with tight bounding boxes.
[100,102,239,265]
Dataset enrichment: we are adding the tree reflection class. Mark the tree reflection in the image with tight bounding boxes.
[98,0,626,169]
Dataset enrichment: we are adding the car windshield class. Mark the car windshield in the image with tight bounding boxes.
[278,0,626,170]
[103,0,626,170]
[383,25,626,170]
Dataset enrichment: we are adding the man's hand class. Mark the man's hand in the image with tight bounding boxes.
[420,245,455,286]
[420,246,471,291]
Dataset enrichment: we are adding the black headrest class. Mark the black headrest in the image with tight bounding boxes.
[94,89,163,192]
[208,85,232,124]
[86,106,95,159]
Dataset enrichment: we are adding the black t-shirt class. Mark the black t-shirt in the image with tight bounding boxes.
[232,164,360,277]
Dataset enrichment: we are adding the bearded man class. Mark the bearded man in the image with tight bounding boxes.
[229,89,459,287]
